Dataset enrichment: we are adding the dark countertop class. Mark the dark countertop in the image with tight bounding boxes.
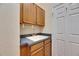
[20,35,50,46]
[20,33,51,46]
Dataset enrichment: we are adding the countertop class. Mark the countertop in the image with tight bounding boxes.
[20,35,50,46]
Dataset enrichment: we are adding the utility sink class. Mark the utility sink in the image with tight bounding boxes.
[26,35,49,42]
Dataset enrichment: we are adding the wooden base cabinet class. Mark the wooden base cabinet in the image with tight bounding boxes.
[44,38,51,56]
[45,43,51,56]
[20,38,52,56]
[20,45,30,56]
[31,47,44,56]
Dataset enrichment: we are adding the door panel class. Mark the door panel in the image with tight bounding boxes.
[64,41,72,56]
[71,43,79,56]
[57,18,65,34]
[57,40,65,56]
[68,15,79,34]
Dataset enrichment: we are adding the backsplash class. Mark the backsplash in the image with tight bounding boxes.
[20,24,43,35]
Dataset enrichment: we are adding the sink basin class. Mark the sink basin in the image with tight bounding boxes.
[26,35,49,42]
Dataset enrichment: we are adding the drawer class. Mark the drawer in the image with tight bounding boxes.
[45,39,51,44]
[31,42,43,52]
[45,43,51,56]
[31,47,44,56]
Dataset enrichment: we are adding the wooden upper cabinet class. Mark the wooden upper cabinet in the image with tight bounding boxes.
[37,6,45,26]
[21,3,37,24]
[20,3,45,26]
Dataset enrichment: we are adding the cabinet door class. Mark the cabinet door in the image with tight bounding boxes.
[45,43,51,56]
[22,3,36,24]
[37,6,45,26]
[31,47,44,56]
[20,45,30,56]
[31,42,43,52]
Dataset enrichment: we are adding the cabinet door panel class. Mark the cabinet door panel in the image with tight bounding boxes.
[23,3,36,24]
[41,10,45,25]
[37,6,45,26]
[31,47,44,56]
[45,43,51,56]
[31,42,43,52]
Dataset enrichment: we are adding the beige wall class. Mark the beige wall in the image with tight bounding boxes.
[0,4,20,56]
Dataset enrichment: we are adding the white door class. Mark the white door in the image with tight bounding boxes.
[53,3,79,56]
[53,3,66,55]
[67,3,79,56]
